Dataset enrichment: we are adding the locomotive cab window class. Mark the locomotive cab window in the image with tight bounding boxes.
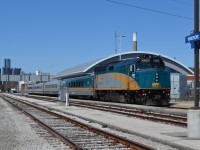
[95,65,107,73]
[152,58,164,68]
[109,66,114,71]
[129,65,134,72]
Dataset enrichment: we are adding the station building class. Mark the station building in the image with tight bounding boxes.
[53,51,194,99]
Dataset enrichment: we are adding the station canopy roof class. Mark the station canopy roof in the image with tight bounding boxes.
[53,51,193,80]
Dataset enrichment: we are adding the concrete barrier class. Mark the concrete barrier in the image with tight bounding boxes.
[58,89,67,102]
[187,109,200,138]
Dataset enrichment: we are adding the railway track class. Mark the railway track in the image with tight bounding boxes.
[20,94,187,127]
[26,95,58,102]
[69,101,187,127]
[1,94,153,150]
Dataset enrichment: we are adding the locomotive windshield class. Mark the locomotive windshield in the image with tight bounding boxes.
[136,55,165,70]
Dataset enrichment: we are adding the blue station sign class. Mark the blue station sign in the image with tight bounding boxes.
[185,33,200,43]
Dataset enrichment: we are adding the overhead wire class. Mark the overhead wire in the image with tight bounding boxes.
[105,0,193,21]
[169,0,192,6]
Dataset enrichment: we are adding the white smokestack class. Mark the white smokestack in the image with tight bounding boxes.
[133,32,137,51]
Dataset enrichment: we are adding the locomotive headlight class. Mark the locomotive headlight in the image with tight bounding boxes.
[155,73,159,82]
[156,73,158,78]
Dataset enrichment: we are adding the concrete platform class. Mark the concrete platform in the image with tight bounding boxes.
[170,99,195,109]
[5,94,200,150]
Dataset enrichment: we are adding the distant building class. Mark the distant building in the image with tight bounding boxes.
[12,68,21,75]
[0,59,53,87]
[2,67,12,75]
[36,70,42,76]
[4,59,11,68]
[2,58,21,75]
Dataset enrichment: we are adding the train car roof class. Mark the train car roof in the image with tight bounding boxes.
[44,80,60,85]
[53,51,193,80]
[27,83,44,87]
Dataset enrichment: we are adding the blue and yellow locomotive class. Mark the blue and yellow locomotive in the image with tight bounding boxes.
[93,54,170,106]
[27,54,171,106]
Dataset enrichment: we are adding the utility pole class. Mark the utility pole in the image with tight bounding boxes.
[115,31,118,54]
[185,0,200,139]
[119,35,126,61]
[194,0,199,108]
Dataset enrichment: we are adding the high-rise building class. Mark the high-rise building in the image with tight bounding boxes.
[2,67,12,75]
[4,59,11,68]
[2,58,21,75]
[12,68,21,75]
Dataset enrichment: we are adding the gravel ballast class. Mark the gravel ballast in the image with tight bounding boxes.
[0,97,70,150]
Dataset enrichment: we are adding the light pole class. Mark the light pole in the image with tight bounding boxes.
[119,35,126,61]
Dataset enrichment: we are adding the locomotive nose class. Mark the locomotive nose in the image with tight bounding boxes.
[152,71,161,88]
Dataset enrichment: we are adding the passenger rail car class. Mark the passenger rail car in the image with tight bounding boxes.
[27,83,44,95]
[27,81,61,96]
[63,75,93,98]
[43,81,61,95]
[26,54,171,106]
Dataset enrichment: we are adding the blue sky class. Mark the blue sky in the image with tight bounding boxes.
[0,0,195,75]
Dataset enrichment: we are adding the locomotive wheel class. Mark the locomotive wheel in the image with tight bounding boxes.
[124,94,132,103]
[146,99,156,106]
[100,94,106,101]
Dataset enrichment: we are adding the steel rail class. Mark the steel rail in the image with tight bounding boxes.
[1,95,80,150]
[20,94,187,127]
[1,94,154,150]
[69,101,187,127]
